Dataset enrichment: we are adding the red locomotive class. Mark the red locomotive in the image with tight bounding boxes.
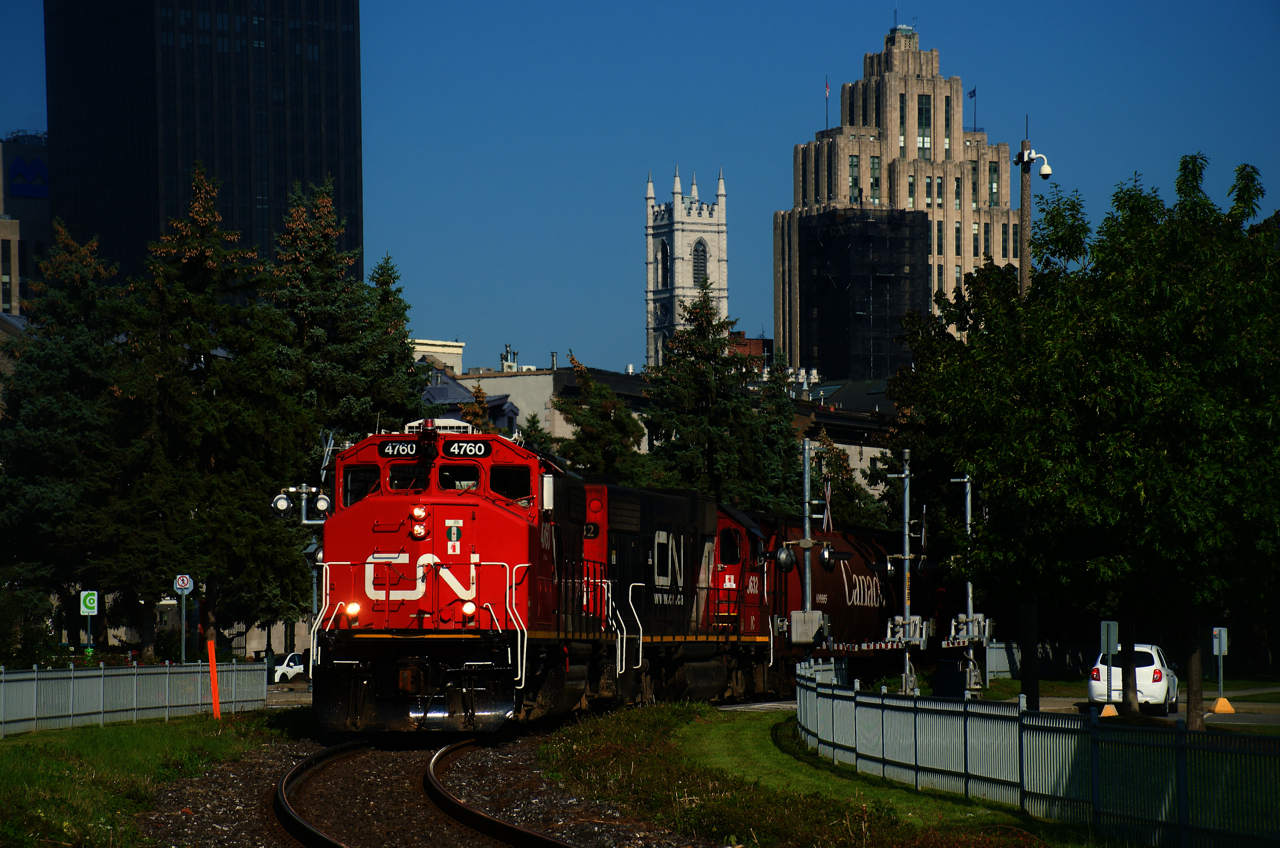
[311,427,900,731]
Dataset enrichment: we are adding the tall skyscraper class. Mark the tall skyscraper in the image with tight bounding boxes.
[1,130,52,316]
[44,0,363,279]
[775,25,1019,381]
[645,168,728,368]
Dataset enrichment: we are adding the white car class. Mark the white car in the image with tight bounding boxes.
[1087,643,1178,716]
[273,652,306,683]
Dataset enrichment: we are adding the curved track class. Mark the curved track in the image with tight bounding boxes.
[273,738,578,848]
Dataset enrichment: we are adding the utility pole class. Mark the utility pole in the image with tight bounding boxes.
[803,438,812,612]
[901,449,912,690]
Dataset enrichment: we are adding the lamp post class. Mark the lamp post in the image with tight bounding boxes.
[1014,140,1052,297]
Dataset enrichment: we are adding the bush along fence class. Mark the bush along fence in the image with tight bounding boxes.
[0,661,268,737]
[796,660,1280,848]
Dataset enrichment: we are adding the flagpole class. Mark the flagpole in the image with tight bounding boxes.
[825,75,829,130]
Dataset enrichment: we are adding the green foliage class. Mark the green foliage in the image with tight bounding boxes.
[552,353,657,484]
[893,154,1280,633]
[272,185,423,448]
[518,411,556,454]
[644,280,798,510]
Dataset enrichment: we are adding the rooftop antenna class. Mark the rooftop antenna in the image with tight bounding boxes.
[894,2,897,27]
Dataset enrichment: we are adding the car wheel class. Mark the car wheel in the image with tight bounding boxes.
[1153,697,1169,717]
[1170,691,1179,714]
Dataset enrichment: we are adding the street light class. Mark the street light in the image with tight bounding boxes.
[1015,141,1052,297]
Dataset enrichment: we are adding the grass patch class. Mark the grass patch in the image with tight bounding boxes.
[541,703,1074,847]
[1230,691,1280,703]
[0,709,313,847]
[979,678,1088,701]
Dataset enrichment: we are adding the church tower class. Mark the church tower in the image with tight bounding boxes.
[645,167,728,367]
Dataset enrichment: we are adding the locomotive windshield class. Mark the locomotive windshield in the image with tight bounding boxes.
[343,465,380,507]
[490,465,532,501]
[438,463,480,491]
[389,462,429,491]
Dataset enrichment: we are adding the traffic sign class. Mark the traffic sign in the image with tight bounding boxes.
[174,574,194,596]
[1213,627,1228,656]
[80,590,98,616]
[1100,620,1119,655]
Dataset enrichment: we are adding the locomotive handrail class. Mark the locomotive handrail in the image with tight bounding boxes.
[483,602,501,631]
[308,562,333,679]
[503,562,530,688]
[628,583,644,670]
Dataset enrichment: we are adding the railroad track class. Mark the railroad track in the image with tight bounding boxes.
[273,738,578,848]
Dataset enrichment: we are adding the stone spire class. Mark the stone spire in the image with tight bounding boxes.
[672,166,683,198]
[717,167,726,199]
[690,172,699,203]
[645,171,654,201]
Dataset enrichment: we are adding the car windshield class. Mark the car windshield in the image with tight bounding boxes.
[1098,650,1155,668]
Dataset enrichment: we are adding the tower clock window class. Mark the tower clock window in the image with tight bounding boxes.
[657,240,670,289]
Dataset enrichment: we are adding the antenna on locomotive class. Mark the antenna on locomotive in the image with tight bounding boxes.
[318,430,337,481]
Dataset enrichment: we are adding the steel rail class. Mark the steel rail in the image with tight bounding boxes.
[273,739,370,848]
[425,739,580,848]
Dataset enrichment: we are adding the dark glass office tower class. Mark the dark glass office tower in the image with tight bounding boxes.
[44,0,362,279]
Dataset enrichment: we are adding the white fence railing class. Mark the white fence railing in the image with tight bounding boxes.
[796,660,1280,847]
[0,661,267,737]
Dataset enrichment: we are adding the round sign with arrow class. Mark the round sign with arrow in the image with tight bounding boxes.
[80,591,98,616]
[174,575,194,596]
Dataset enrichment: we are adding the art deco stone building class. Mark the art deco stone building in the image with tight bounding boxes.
[645,168,728,367]
[774,25,1020,380]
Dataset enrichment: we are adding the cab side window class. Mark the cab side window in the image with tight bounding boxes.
[439,463,480,491]
[343,465,380,507]
[490,465,531,501]
[719,528,742,565]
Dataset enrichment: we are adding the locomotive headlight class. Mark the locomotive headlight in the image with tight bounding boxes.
[411,523,428,539]
[346,602,361,617]
[411,505,427,521]
[462,601,477,617]
[313,493,332,513]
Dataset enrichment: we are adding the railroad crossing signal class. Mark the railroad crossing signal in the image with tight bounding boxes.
[79,591,98,616]
[174,574,194,596]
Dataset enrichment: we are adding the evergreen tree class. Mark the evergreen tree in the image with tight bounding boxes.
[752,354,801,514]
[518,412,557,454]
[109,166,311,651]
[366,254,427,427]
[0,222,122,658]
[643,280,764,506]
[552,353,654,483]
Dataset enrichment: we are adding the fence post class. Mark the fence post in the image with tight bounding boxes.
[1,665,5,739]
[99,662,105,727]
[1017,693,1027,813]
[197,657,203,715]
[913,690,920,790]
[133,662,138,724]
[231,658,237,714]
[165,661,170,722]
[69,663,75,728]
[32,665,38,733]
[963,694,970,799]
[1175,719,1189,848]
[1089,707,1101,837]
[852,679,860,770]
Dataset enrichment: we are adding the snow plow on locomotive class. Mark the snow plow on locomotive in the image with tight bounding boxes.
[309,426,909,732]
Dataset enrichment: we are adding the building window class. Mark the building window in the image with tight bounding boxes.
[989,161,999,207]
[925,175,933,208]
[954,177,961,210]
[908,175,915,208]
[801,156,807,205]
[937,262,945,294]
[973,222,980,258]
[936,177,943,209]
[983,222,990,258]
[827,146,835,200]
[944,95,952,160]
[937,221,944,256]
[917,94,932,161]
[861,86,868,126]
[971,162,979,211]
[657,240,670,289]
[1012,223,1020,259]
[1002,223,1009,258]
[954,221,961,257]
[692,240,708,284]
[849,155,860,202]
[899,92,906,158]
[927,221,933,252]
[869,156,881,205]
[955,264,962,291]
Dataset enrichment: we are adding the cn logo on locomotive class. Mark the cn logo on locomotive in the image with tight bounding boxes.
[362,552,479,602]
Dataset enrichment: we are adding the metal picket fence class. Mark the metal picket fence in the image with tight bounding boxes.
[796,661,1280,847]
[0,661,268,737]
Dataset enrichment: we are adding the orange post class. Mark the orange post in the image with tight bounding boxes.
[206,639,222,719]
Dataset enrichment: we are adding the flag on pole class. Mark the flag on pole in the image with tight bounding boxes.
[968,87,976,99]
[826,77,830,99]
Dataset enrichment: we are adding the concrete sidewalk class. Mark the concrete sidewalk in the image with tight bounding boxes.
[266,681,312,708]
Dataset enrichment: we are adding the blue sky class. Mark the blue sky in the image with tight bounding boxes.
[3,1,1278,373]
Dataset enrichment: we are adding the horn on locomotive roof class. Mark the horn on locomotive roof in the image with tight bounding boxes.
[417,425,439,468]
